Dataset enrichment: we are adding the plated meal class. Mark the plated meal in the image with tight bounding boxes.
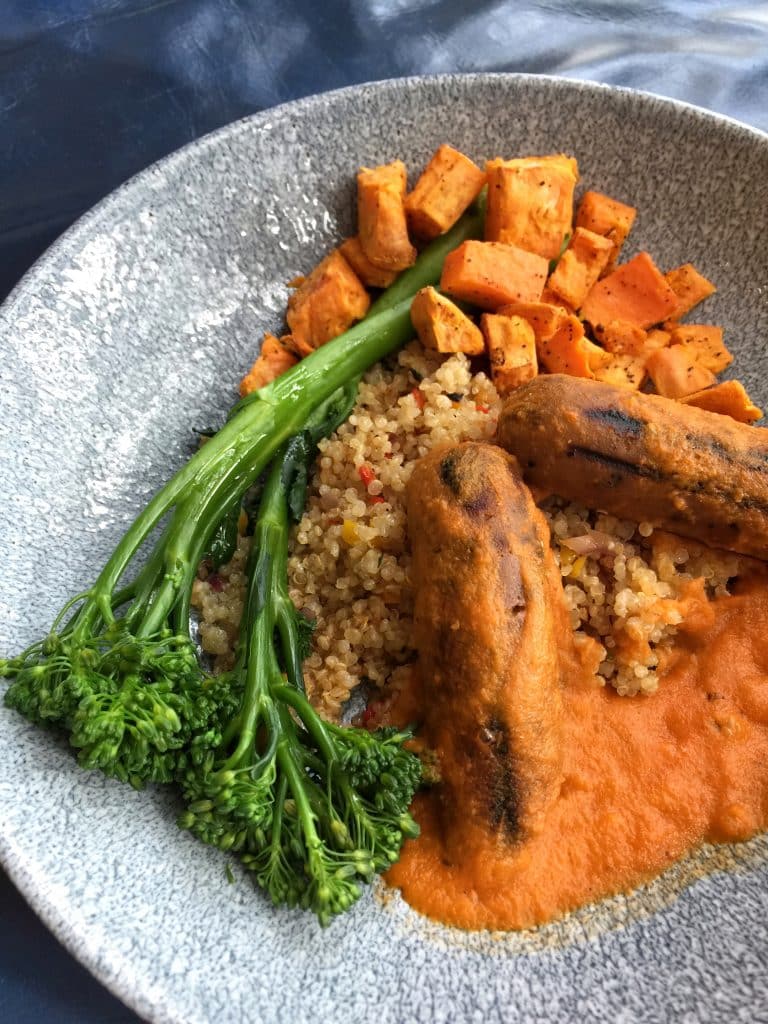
[5,133,768,940]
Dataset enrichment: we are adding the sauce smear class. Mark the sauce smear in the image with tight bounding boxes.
[386,579,768,930]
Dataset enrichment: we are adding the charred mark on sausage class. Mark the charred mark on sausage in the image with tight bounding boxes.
[483,715,521,839]
[439,449,497,517]
[568,447,768,516]
[567,446,664,482]
[584,406,644,438]
[498,549,526,613]
[462,490,493,517]
[439,451,462,495]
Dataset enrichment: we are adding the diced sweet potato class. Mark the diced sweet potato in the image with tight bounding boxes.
[278,333,313,359]
[664,263,716,319]
[286,250,370,349]
[680,380,763,422]
[495,300,567,340]
[410,286,484,355]
[496,300,604,381]
[239,333,297,397]
[357,160,417,271]
[440,240,548,309]
[574,190,636,270]
[592,353,647,390]
[485,154,578,259]
[580,252,680,330]
[645,328,672,351]
[645,345,716,399]
[668,324,733,373]
[536,313,600,378]
[592,319,647,355]
[405,144,486,240]
[338,236,398,289]
[539,285,573,310]
[481,313,538,393]
[547,227,613,309]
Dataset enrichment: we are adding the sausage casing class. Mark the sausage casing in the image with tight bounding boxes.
[497,374,768,559]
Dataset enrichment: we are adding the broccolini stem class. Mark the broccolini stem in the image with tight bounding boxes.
[222,454,289,767]
[271,681,337,763]
[122,525,172,633]
[274,703,324,855]
[275,604,304,692]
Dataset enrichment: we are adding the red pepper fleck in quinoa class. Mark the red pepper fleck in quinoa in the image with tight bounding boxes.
[358,465,376,487]
[411,387,426,411]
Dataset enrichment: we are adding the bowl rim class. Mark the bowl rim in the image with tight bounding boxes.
[2,70,767,326]
[2,71,768,1023]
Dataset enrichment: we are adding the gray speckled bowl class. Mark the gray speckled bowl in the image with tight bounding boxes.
[2,75,768,1024]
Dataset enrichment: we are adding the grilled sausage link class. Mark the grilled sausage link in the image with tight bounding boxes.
[407,442,567,852]
[496,374,768,560]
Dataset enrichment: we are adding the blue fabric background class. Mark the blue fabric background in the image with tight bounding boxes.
[1,1,766,1019]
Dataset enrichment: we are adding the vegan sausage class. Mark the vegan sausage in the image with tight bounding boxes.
[406,442,567,852]
[497,374,768,559]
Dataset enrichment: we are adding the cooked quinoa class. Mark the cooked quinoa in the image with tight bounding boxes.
[192,340,744,717]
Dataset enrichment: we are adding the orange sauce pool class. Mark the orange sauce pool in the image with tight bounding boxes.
[386,578,768,931]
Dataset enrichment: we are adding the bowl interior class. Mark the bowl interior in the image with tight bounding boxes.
[1,75,768,1024]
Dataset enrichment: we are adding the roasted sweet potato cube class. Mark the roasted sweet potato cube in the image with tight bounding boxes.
[536,313,600,378]
[581,252,680,330]
[645,345,716,399]
[279,333,313,359]
[664,263,716,319]
[485,154,578,259]
[481,313,538,393]
[239,333,297,397]
[440,240,548,310]
[540,285,573,310]
[286,250,370,349]
[574,190,637,270]
[497,298,601,378]
[669,324,733,373]
[405,144,486,240]
[357,160,417,271]
[680,380,763,422]
[547,227,613,309]
[338,236,398,289]
[592,319,648,355]
[592,353,647,390]
[645,328,672,351]
[496,300,567,340]
[410,287,484,355]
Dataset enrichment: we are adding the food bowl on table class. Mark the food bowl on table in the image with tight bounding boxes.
[1,74,767,1023]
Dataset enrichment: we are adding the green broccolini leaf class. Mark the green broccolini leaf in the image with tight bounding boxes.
[281,378,360,522]
[206,501,242,568]
[294,612,316,663]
